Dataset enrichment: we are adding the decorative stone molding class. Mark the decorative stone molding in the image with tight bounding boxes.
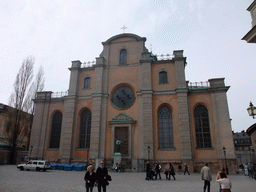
[109,113,136,124]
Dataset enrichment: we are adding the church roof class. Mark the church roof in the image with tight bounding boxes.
[102,33,146,45]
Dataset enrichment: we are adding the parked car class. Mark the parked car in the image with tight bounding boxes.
[17,160,51,171]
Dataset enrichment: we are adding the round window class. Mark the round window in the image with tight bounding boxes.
[111,86,135,109]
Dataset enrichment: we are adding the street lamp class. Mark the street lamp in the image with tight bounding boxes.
[29,145,33,160]
[250,146,254,163]
[247,102,256,119]
[222,146,229,175]
[147,146,150,161]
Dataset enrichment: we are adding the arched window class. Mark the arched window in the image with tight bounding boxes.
[49,112,62,148]
[80,109,91,148]
[84,77,91,89]
[159,71,168,84]
[119,49,127,65]
[158,106,174,149]
[194,105,212,148]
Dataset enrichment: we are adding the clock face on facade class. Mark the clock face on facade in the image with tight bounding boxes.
[111,86,136,109]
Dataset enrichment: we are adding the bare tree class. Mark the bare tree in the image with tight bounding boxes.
[5,56,34,164]
[25,65,45,152]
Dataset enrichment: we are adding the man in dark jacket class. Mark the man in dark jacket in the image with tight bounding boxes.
[155,161,161,180]
[96,160,108,192]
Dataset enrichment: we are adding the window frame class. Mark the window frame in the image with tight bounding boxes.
[158,106,174,149]
[194,105,212,149]
[84,77,91,89]
[79,109,92,149]
[159,71,168,84]
[49,111,62,149]
[119,49,127,65]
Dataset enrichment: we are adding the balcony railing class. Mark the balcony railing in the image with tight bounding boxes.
[81,61,95,68]
[188,81,210,89]
[51,91,68,98]
[154,54,174,60]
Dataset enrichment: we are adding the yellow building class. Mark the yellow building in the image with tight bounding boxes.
[30,33,236,172]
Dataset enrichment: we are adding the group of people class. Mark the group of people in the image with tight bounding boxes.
[84,160,111,192]
[201,163,232,192]
[146,161,191,181]
[243,162,255,179]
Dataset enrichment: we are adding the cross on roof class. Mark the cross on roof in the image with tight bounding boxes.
[121,25,127,33]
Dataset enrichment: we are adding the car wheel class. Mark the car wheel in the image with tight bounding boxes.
[20,167,24,171]
[36,167,40,171]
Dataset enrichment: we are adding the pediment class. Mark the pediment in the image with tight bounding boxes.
[109,113,136,124]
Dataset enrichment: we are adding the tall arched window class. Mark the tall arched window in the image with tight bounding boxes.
[194,105,212,148]
[84,77,91,89]
[159,71,168,84]
[49,112,62,148]
[80,109,91,148]
[158,106,174,149]
[119,49,127,65]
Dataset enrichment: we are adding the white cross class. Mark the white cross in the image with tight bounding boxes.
[121,25,127,33]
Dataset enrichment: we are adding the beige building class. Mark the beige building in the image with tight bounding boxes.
[0,103,32,164]
[30,33,236,173]
[242,0,256,43]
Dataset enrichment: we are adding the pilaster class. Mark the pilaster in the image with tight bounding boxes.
[30,92,52,159]
[209,78,235,160]
[176,89,192,159]
[138,59,153,159]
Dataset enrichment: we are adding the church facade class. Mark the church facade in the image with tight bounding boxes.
[30,33,236,172]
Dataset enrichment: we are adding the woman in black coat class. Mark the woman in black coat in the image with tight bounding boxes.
[84,165,96,192]
[168,163,176,180]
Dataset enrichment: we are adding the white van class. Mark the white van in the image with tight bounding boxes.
[17,160,51,171]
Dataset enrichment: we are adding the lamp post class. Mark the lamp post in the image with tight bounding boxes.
[29,145,33,160]
[247,102,256,119]
[147,146,150,161]
[222,146,229,175]
[250,146,254,163]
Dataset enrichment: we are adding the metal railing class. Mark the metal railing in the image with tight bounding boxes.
[51,91,68,98]
[188,81,210,89]
[155,54,174,60]
[81,61,95,68]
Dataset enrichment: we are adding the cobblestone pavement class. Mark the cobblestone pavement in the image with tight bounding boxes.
[0,165,255,192]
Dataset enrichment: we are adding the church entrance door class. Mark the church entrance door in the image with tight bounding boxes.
[114,127,129,156]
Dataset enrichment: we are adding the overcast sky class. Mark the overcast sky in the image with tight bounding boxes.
[1,0,256,132]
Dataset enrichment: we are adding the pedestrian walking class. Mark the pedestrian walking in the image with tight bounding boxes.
[184,163,190,175]
[84,165,96,192]
[168,163,176,180]
[95,161,109,192]
[154,161,161,180]
[244,163,248,176]
[216,168,226,192]
[216,171,232,192]
[201,163,212,192]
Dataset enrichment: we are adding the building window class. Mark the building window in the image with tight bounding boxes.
[49,112,62,148]
[159,71,168,84]
[158,106,174,149]
[80,109,91,148]
[84,77,91,89]
[194,105,212,148]
[119,49,127,65]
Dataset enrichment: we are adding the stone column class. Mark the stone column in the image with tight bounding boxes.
[209,78,236,160]
[90,57,108,165]
[138,56,153,160]
[30,92,52,159]
[59,61,81,163]
[174,50,192,160]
